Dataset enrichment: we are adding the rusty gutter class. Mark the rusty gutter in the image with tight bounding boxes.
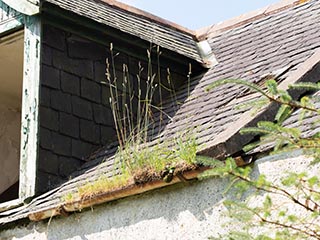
[28,167,209,222]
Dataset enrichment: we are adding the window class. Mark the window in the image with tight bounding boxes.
[0,30,24,203]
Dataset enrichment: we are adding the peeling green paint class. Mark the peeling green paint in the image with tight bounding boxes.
[35,38,39,58]
[19,15,41,200]
[32,98,37,121]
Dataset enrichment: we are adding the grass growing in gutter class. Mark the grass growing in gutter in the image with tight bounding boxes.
[62,173,131,203]
[62,134,199,203]
[117,133,198,184]
[63,44,198,203]
[77,172,131,200]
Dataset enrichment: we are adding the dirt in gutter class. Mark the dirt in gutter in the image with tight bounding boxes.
[28,167,209,222]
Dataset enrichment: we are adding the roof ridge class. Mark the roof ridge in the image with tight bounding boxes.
[196,0,310,40]
[99,0,197,39]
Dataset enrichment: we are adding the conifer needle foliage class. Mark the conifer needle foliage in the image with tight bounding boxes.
[206,79,320,239]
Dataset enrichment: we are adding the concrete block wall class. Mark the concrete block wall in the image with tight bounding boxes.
[37,24,188,193]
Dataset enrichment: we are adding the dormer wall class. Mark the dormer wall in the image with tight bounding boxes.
[38,24,116,192]
[0,0,193,198]
[37,23,189,193]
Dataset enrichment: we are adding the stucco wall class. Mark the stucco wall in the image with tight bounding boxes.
[0,151,316,239]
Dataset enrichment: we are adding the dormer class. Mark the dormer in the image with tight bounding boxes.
[0,0,208,208]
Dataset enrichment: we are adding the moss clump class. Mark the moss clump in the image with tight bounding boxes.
[77,172,131,200]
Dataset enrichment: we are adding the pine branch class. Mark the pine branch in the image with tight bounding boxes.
[228,171,318,214]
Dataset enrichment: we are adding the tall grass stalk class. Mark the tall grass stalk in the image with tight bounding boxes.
[107,45,159,147]
[63,45,199,202]
[106,43,197,181]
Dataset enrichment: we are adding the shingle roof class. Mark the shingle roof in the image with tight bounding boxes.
[249,90,320,155]
[157,0,320,157]
[196,0,307,40]
[42,0,204,64]
[2,0,320,227]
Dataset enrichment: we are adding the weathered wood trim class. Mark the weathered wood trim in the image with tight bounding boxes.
[0,1,24,35]
[0,199,23,212]
[2,0,39,16]
[100,0,196,37]
[19,15,41,200]
[0,17,23,35]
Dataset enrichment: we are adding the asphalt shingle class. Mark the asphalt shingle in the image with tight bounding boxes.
[2,0,320,226]
[43,0,203,63]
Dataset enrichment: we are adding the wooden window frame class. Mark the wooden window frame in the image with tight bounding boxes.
[0,1,41,208]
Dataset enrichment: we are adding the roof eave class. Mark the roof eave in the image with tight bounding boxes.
[28,167,209,222]
[41,0,209,69]
[2,0,39,15]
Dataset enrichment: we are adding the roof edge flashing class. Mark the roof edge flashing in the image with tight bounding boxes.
[196,0,310,40]
[196,40,218,68]
[100,0,196,37]
[2,0,39,16]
